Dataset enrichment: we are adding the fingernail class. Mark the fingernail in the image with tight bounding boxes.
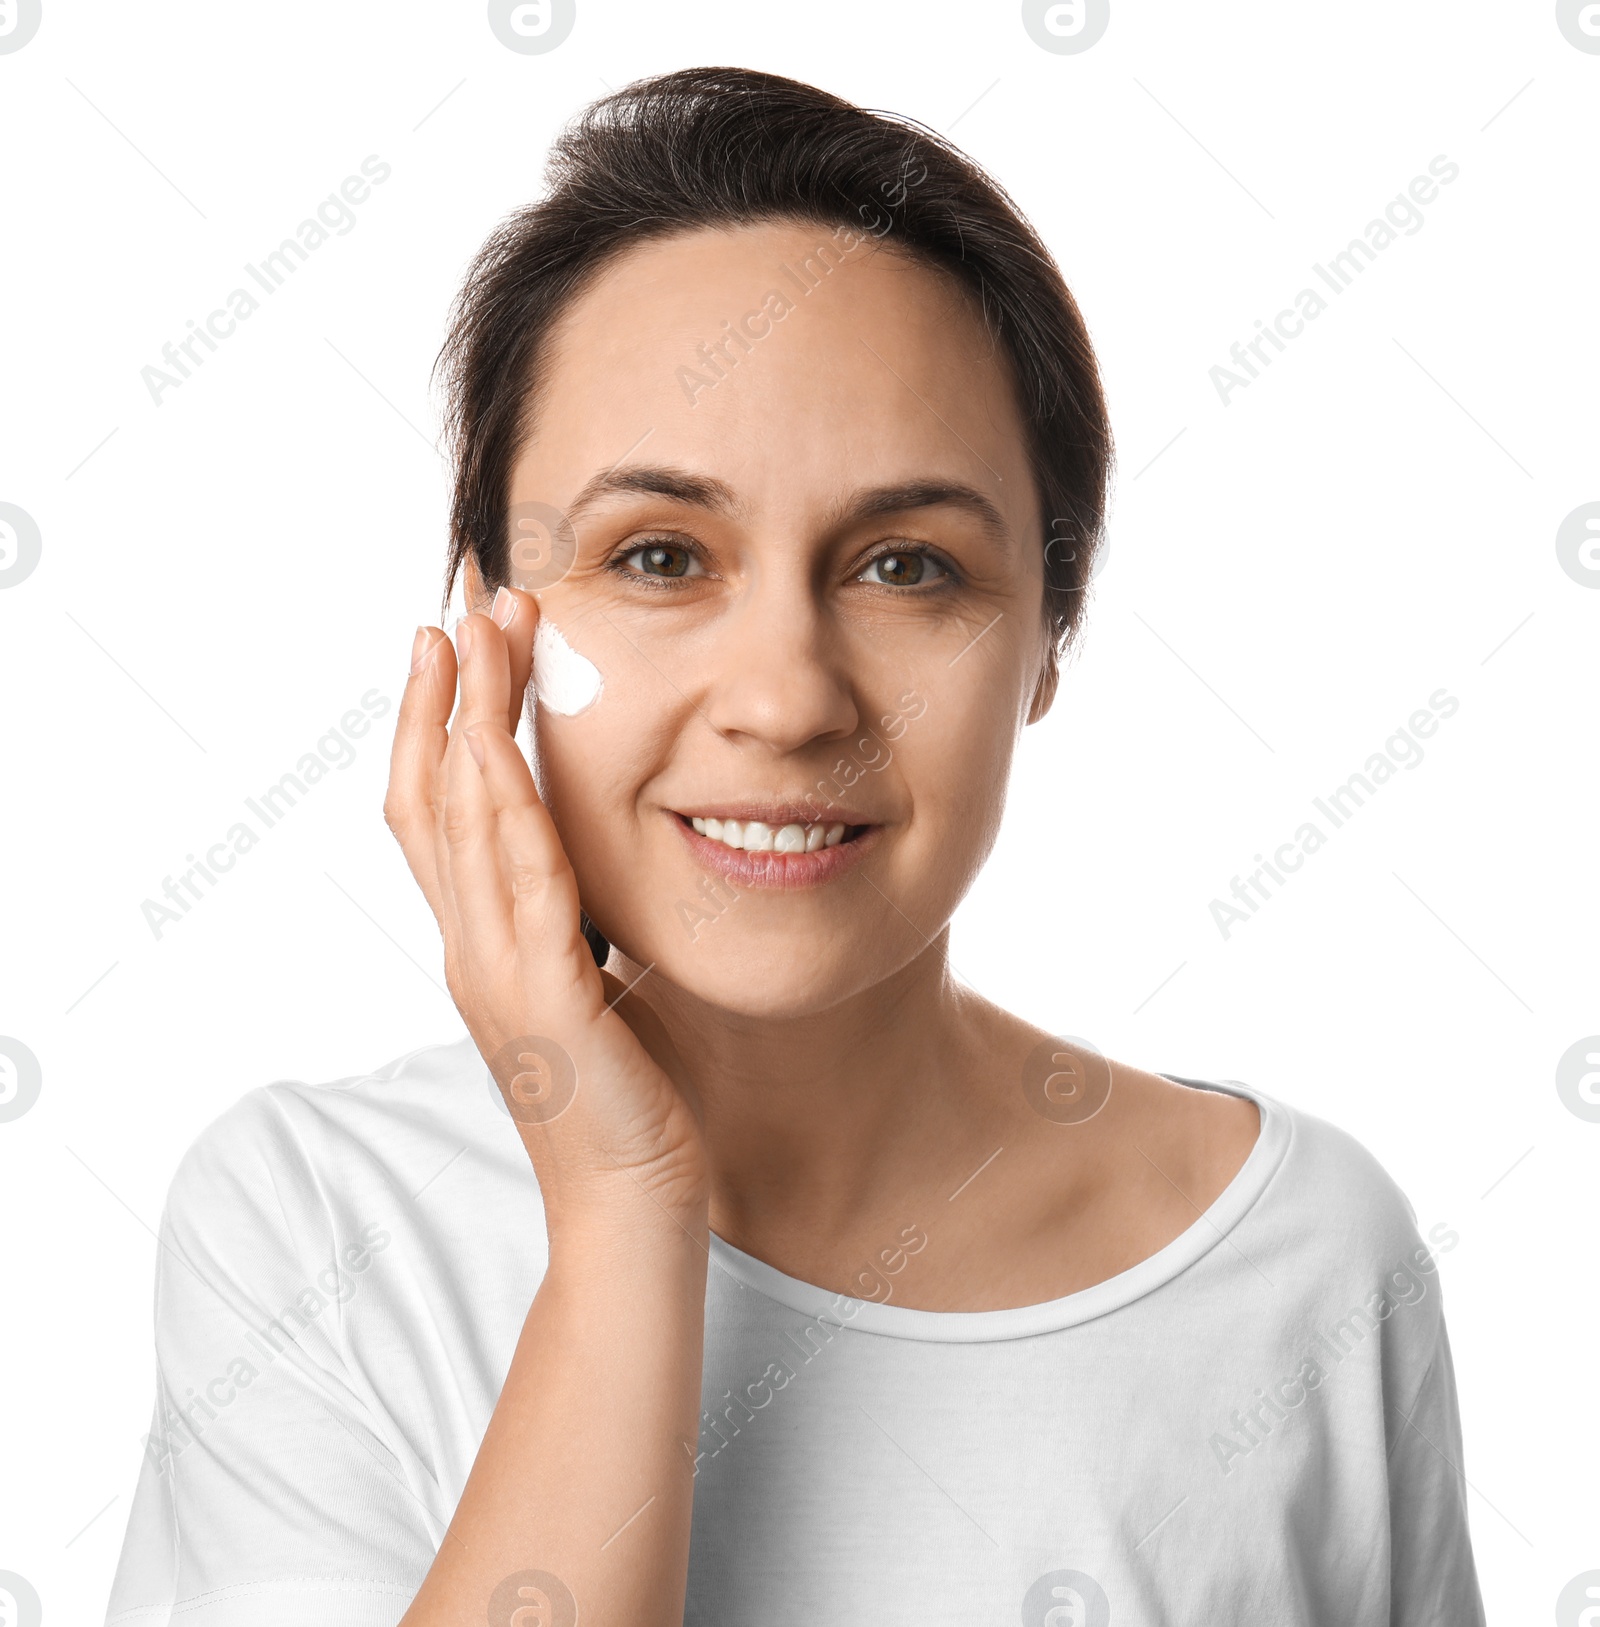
[491,586,516,629]
[463,725,486,770]
[410,627,431,674]
[455,616,474,659]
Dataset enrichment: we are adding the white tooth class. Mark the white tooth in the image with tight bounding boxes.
[721,820,744,849]
[743,820,775,853]
[692,817,706,834]
[804,823,826,853]
[705,818,723,842]
[775,823,806,854]
[824,823,845,847]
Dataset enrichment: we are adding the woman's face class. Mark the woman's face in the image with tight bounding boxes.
[499,219,1050,1019]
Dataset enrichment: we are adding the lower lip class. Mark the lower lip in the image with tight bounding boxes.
[672,816,878,889]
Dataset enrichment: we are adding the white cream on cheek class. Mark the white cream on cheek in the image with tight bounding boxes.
[532,617,603,716]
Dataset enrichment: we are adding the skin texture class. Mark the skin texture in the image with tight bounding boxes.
[387,219,1259,1625]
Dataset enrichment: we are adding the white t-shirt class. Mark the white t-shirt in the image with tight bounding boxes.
[104,1037,1484,1626]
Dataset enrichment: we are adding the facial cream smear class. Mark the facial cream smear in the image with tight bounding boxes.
[532,618,603,716]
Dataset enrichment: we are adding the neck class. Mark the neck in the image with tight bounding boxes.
[612,934,1004,1246]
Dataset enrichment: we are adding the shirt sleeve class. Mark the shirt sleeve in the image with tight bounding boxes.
[1385,1313,1487,1627]
[104,1087,438,1626]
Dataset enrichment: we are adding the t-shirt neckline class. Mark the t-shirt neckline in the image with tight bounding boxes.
[705,1075,1290,1344]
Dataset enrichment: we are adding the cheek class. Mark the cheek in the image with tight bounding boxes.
[525,605,709,874]
[531,675,684,907]
[531,619,603,715]
[899,681,1019,848]
[534,713,636,837]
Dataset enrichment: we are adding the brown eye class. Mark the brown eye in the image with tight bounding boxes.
[623,542,701,579]
[860,550,944,587]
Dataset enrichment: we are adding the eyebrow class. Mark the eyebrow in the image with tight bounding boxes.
[562,464,1012,549]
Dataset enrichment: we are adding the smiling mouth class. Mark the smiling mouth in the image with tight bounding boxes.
[670,808,877,887]
[682,815,863,854]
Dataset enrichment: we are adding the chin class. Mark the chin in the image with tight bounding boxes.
[616,918,909,1023]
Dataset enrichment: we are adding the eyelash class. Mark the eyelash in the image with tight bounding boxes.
[603,537,962,591]
[604,536,706,589]
[855,544,958,590]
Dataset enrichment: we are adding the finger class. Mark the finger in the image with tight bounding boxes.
[384,624,459,920]
[436,706,518,980]
[454,607,511,739]
[488,585,539,738]
[429,612,508,951]
[464,720,595,1007]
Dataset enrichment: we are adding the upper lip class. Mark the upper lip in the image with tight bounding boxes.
[670,801,878,827]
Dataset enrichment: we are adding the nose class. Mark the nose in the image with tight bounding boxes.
[697,563,859,757]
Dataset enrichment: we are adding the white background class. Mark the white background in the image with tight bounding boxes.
[2,2,1595,1621]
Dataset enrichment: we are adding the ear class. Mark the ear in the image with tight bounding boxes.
[1026,648,1060,725]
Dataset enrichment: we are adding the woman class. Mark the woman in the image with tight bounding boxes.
[106,67,1484,1626]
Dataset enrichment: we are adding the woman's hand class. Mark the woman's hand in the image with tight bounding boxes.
[384,585,709,1235]
[388,585,710,1627]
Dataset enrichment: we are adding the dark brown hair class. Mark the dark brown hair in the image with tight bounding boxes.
[435,65,1113,657]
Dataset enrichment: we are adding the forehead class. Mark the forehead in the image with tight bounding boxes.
[516,220,1038,538]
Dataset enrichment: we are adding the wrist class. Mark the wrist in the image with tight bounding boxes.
[542,1184,710,1272]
